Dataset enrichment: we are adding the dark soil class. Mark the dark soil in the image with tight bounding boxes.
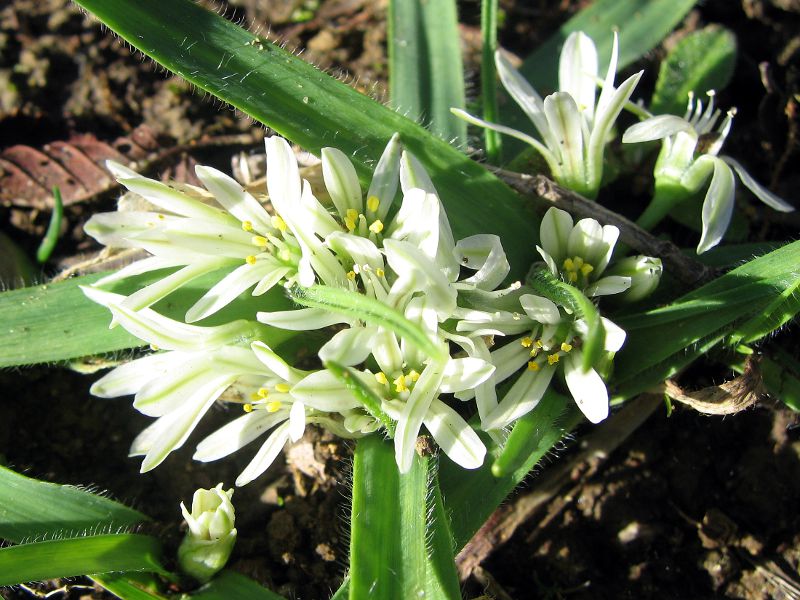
[1,1,800,599]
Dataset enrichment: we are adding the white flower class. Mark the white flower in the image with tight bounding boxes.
[452,31,642,198]
[177,483,237,582]
[604,255,663,303]
[623,91,794,253]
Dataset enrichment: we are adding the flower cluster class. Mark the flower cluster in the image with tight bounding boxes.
[84,132,657,485]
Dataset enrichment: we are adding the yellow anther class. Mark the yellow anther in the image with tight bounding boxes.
[157,214,165,220]
[369,219,384,234]
[271,215,287,232]
[520,337,533,348]
[535,339,544,348]
[409,370,420,382]
[266,400,282,413]
[245,255,257,265]
[580,264,594,276]
[560,342,573,353]
[347,271,357,281]
[527,360,540,371]
[529,348,539,358]
[241,220,253,232]
[375,372,388,385]
[573,256,584,269]
[257,388,269,398]
[250,392,260,401]
[344,217,356,232]
[243,403,254,412]
[393,375,408,393]
[376,268,385,278]
[567,271,578,283]
[252,235,269,247]
[547,353,560,365]
[275,383,291,393]
[150,344,159,351]
[346,208,358,221]
[367,195,380,212]
[563,258,575,271]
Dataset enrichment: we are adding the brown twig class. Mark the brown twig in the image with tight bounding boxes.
[496,169,720,288]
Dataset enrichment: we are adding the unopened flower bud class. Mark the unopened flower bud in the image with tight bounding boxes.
[606,256,662,302]
[177,483,237,582]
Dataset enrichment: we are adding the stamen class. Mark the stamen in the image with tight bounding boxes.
[243,403,254,412]
[580,264,594,276]
[250,392,260,401]
[393,375,408,393]
[150,344,159,351]
[344,217,356,231]
[530,348,539,358]
[367,195,380,212]
[252,235,269,247]
[241,220,253,232]
[527,360,540,371]
[560,342,573,353]
[535,339,543,348]
[368,219,384,234]
[245,255,257,265]
[346,271,357,281]
[520,337,533,348]
[266,400,282,413]
[275,383,291,393]
[257,388,269,398]
[271,215,288,232]
[408,370,420,382]
[563,258,575,271]
[547,353,560,365]
[375,268,385,278]
[375,372,388,385]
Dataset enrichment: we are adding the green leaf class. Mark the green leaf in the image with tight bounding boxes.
[36,186,64,264]
[760,349,800,412]
[439,393,580,548]
[92,572,168,600]
[73,0,536,277]
[480,0,502,162]
[389,0,467,145]
[0,271,295,368]
[325,361,396,435]
[0,534,166,585]
[189,570,287,600]
[650,25,737,115]
[289,284,447,362]
[613,241,800,398]
[349,436,428,600]
[0,465,147,544]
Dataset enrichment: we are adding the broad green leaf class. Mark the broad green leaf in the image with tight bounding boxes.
[439,393,581,548]
[92,572,168,600]
[0,465,147,544]
[389,0,467,145]
[613,241,800,398]
[349,435,428,600]
[0,271,294,368]
[650,26,737,116]
[0,534,166,585]
[73,0,536,277]
[190,570,287,600]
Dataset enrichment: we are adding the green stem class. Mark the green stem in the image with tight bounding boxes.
[481,0,501,163]
[636,183,688,231]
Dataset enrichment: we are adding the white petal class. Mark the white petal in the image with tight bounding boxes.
[195,165,273,231]
[520,294,561,324]
[559,31,598,119]
[265,137,302,217]
[366,133,401,221]
[535,245,560,277]
[250,341,303,382]
[386,188,440,259]
[543,92,585,183]
[290,369,363,411]
[399,151,436,195]
[585,275,631,297]
[564,351,608,423]
[455,234,510,290]
[90,352,179,398]
[132,220,255,258]
[288,400,306,442]
[133,355,219,416]
[84,211,181,248]
[698,157,736,253]
[482,365,556,431]
[384,238,457,318]
[423,399,486,469]
[567,218,604,262]
[257,307,349,330]
[622,115,693,144]
[322,147,363,219]
[326,231,384,271]
[93,256,186,287]
[194,411,288,462]
[723,156,794,212]
[318,326,376,366]
[117,175,236,224]
[235,421,292,486]
[394,358,446,473]
[185,259,284,323]
[440,358,495,393]
[601,317,626,353]
[539,207,573,265]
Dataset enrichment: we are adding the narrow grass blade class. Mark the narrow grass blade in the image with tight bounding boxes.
[0,534,166,585]
[73,0,536,275]
[426,471,462,599]
[36,186,64,264]
[0,271,294,368]
[190,570,287,600]
[92,573,168,600]
[389,0,467,146]
[0,465,147,544]
[650,25,737,115]
[480,0,501,162]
